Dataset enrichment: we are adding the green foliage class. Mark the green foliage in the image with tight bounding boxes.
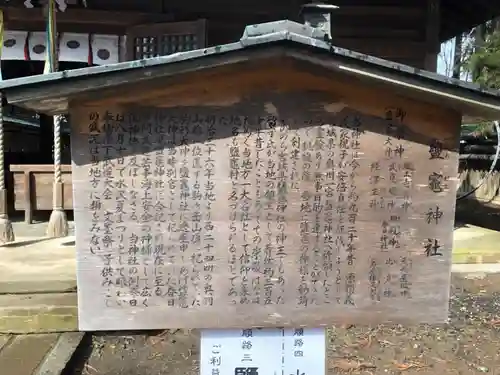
[462,24,500,136]
[466,30,500,88]
[461,123,496,137]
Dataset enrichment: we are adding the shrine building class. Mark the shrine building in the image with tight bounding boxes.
[1,21,499,329]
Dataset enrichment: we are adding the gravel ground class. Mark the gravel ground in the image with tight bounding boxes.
[326,273,500,375]
[66,272,500,375]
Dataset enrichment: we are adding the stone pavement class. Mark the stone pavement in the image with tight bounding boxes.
[0,234,77,333]
[453,223,500,264]
[0,221,81,375]
[0,219,77,334]
[11,219,75,241]
[0,236,76,294]
[0,332,85,375]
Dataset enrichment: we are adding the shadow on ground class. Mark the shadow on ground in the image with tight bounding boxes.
[0,238,51,248]
[456,199,500,231]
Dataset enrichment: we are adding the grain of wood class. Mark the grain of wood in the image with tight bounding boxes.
[70,65,460,331]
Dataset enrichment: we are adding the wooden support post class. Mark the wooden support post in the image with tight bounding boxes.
[39,114,54,164]
[46,113,68,237]
[0,10,15,243]
[44,0,68,238]
[0,94,15,243]
[23,171,32,224]
[425,0,440,72]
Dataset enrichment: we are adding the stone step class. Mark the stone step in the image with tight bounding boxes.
[0,334,59,375]
[0,293,78,334]
[0,280,77,295]
[0,332,84,375]
[35,332,86,375]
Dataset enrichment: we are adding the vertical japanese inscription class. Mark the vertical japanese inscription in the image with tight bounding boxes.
[423,137,449,257]
[87,112,106,302]
[262,116,284,305]
[164,118,178,307]
[276,123,288,305]
[228,118,239,305]
[240,329,254,366]
[209,337,222,375]
[322,125,335,304]
[240,118,254,305]
[138,115,153,308]
[367,107,415,301]
[190,117,203,307]
[75,102,456,330]
[298,127,312,306]
[153,115,167,301]
[178,118,191,309]
[346,116,361,305]
[203,120,216,306]
[310,126,323,306]
[254,125,267,305]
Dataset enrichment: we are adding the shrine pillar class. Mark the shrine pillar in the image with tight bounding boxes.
[0,93,15,243]
[39,114,54,164]
[45,0,68,238]
[0,11,15,243]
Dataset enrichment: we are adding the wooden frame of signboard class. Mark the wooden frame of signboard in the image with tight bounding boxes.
[64,54,460,331]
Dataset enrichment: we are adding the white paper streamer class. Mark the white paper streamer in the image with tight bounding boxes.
[27,32,46,61]
[92,34,119,65]
[59,32,89,63]
[1,30,121,65]
[2,30,28,60]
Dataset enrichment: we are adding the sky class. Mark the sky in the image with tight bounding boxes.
[437,38,455,77]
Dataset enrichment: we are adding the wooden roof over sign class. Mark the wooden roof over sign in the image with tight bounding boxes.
[1,20,499,121]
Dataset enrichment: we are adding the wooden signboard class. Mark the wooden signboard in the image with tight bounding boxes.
[71,88,459,331]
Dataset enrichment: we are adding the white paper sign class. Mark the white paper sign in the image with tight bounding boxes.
[200,328,326,375]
